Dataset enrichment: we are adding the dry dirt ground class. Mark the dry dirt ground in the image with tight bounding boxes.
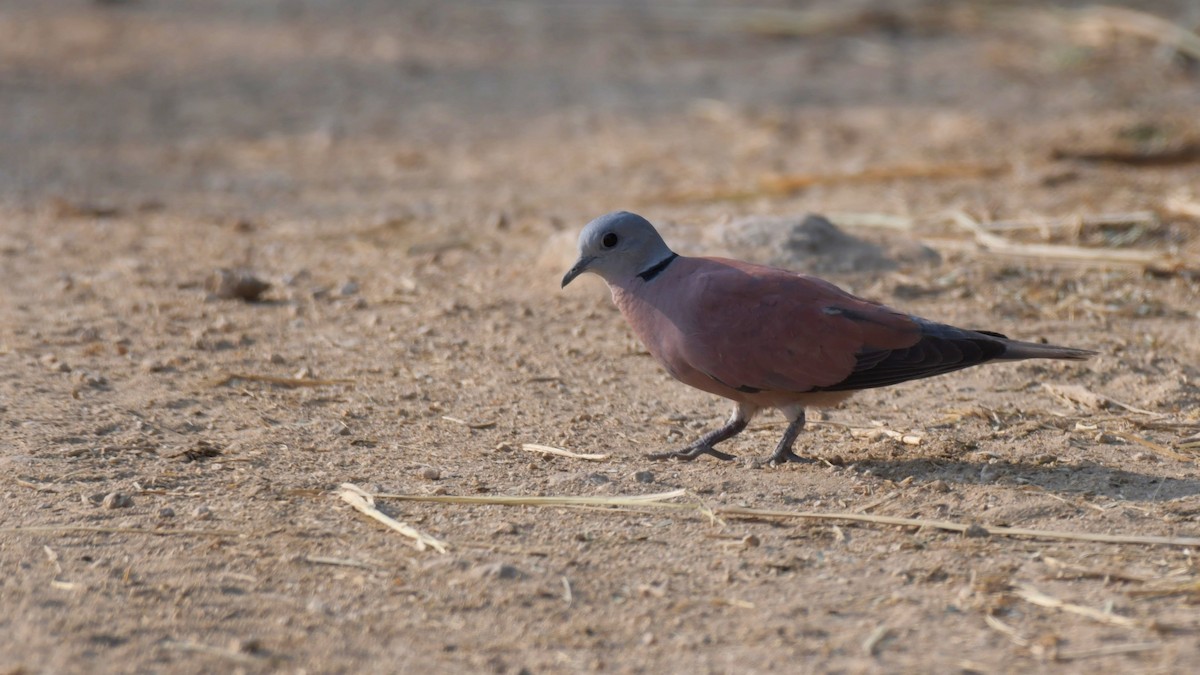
[3,1,1200,673]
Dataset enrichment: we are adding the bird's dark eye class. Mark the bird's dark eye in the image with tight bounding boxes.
[602,232,619,248]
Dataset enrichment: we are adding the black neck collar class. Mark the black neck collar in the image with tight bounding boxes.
[637,253,678,282]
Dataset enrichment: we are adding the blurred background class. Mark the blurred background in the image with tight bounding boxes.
[3,3,1200,672]
[3,0,1198,228]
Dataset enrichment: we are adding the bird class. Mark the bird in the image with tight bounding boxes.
[561,211,1095,465]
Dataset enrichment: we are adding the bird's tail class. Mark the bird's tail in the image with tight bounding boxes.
[991,335,1096,361]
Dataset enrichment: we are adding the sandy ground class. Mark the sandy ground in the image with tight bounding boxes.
[2,1,1200,673]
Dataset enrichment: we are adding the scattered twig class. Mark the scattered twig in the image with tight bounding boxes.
[712,597,756,609]
[1180,433,1200,452]
[303,555,377,570]
[1042,383,1160,417]
[1128,580,1200,600]
[161,640,264,665]
[1106,430,1194,463]
[824,212,915,231]
[1055,642,1162,661]
[373,490,1200,548]
[14,478,61,493]
[857,492,902,514]
[336,483,447,553]
[1072,5,1200,63]
[718,506,1200,547]
[985,613,1030,647]
[947,211,1183,271]
[48,196,122,219]
[850,426,923,445]
[520,443,609,462]
[989,612,1162,661]
[862,624,892,656]
[378,489,689,508]
[1164,193,1200,220]
[1011,583,1144,629]
[1043,556,1150,583]
[442,416,498,430]
[980,211,1157,233]
[212,373,354,388]
[1051,144,1200,167]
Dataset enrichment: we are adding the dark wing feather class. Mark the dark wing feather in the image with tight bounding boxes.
[815,321,1007,392]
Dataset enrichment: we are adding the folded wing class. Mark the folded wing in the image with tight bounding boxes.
[675,259,1013,394]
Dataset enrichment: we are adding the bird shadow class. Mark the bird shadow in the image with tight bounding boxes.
[847,456,1200,502]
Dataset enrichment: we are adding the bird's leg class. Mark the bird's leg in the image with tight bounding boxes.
[766,407,813,465]
[648,403,756,461]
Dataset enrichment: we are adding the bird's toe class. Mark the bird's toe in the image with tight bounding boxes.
[648,445,735,462]
[766,448,813,466]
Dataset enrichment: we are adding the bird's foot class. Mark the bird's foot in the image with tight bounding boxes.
[648,445,736,462]
[765,448,813,466]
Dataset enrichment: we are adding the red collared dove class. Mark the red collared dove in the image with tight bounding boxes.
[561,211,1095,465]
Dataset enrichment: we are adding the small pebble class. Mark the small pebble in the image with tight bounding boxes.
[585,472,610,485]
[963,523,990,538]
[192,505,213,520]
[40,354,70,373]
[633,470,655,484]
[339,281,360,296]
[207,268,269,302]
[230,637,262,654]
[493,521,518,536]
[102,492,133,509]
[268,353,287,365]
[140,359,168,373]
[158,506,176,518]
[419,466,441,481]
[486,210,509,230]
[75,372,107,388]
[927,479,950,493]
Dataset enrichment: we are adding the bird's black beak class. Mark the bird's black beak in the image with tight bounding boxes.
[561,256,594,288]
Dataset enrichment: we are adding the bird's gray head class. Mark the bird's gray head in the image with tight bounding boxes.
[561,211,676,288]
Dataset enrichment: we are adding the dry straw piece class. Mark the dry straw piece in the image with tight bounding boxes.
[213,372,354,388]
[370,489,1200,549]
[380,488,684,505]
[1011,583,1145,629]
[337,483,448,553]
[948,211,1184,271]
[1070,5,1200,63]
[520,443,609,461]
